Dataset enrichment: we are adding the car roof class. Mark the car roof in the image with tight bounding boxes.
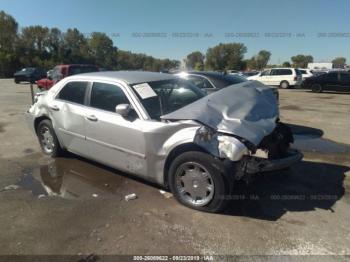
[187,71,228,77]
[67,71,178,85]
[265,68,295,70]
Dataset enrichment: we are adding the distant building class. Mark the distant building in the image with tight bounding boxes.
[307,63,333,70]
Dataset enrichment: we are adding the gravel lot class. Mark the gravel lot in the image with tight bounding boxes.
[0,79,349,258]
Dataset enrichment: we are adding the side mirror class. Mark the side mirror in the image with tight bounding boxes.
[115,104,131,117]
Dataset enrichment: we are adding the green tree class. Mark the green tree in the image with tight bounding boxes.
[255,50,271,70]
[88,32,117,69]
[0,11,19,77]
[291,54,313,68]
[194,62,204,71]
[205,43,247,70]
[185,51,204,70]
[282,61,291,67]
[17,26,51,67]
[62,28,89,64]
[332,57,346,68]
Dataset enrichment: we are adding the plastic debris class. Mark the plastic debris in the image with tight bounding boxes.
[92,194,98,198]
[159,190,173,199]
[38,194,46,199]
[125,193,137,201]
[3,185,20,191]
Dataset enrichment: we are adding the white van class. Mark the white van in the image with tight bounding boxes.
[247,68,302,88]
[298,68,313,80]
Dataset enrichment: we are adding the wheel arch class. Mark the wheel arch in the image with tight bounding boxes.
[163,143,209,188]
[34,115,51,135]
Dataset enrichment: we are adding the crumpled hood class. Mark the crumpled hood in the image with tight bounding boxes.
[161,81,279,146]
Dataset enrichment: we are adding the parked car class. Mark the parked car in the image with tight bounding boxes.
[25,71,302,212]
[177,71,279,99]
[303,71,350,92]
[14,67,47,84]
[247,68,302,89]
[36,64,99,90]
[298,68,313,80]
[242,71,260,77]
[176,71,246,94]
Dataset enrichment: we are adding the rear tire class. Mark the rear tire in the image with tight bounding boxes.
[311,83,323,93]
[37,120,64,157]
[280,81,289,89]
[14,79,19,84]
[168,151,233,213]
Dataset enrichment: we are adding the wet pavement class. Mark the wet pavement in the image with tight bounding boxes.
[1,79,350,256]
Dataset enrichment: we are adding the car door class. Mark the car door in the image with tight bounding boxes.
[324,72,339,91]
[339,73,350,91]
[258,70,272,85]
[50,81,90,157]
[84,81,147,176]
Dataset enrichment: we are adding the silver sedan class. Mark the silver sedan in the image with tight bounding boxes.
[25,71,302,212]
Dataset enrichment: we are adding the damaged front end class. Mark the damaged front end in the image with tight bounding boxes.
[193,122,303,180]
[162,81,303,180]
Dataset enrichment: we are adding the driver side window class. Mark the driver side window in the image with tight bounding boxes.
[90,82,131,113]
[261,70,270,76]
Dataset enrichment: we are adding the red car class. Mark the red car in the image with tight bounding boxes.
[36,64,99,90]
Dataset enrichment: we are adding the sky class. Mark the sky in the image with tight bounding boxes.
[1,0,349,64]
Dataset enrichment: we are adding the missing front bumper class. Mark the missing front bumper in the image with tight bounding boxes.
[241,149,303,174]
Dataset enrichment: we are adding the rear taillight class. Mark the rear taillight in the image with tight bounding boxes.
[294,76,297,81]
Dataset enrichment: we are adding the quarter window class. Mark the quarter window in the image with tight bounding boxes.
[90,82,130,112]
[187,75,215,89]
[261,70,270,76]
[57,81,88,105]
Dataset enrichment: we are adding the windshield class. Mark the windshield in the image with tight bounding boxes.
[131,79,206,120]
[21,67,35,73]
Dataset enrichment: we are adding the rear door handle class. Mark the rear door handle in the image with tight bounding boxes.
[50,105,60,111]
[86,115,98,122]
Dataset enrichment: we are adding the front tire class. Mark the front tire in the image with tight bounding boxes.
[168,151,232,213]
[280,81,289,89]
[311,83,323,93]
[37,120,64,157]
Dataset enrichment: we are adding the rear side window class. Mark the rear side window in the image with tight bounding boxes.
[340,73,350,81]
[327,72,338,81]
[187,75,214,89]
[90,82,130,112]
[261,70,270,76]
[272,69,293,75]
[57,81,88,105]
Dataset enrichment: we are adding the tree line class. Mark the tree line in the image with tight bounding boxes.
[0,11,180,77]
[185,49,347,71]
[0,11,347,77]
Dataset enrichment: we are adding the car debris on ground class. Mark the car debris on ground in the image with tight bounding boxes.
[159,190,173,198]
[125,193,137,201]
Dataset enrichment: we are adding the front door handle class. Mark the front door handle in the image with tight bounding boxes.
[86,115,98,122]
[50,105,60,111]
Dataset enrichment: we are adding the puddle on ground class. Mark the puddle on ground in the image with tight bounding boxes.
[0,122,6,133]
[287,123,350,154]
[293,135,350,154]
[17,158,133,199]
